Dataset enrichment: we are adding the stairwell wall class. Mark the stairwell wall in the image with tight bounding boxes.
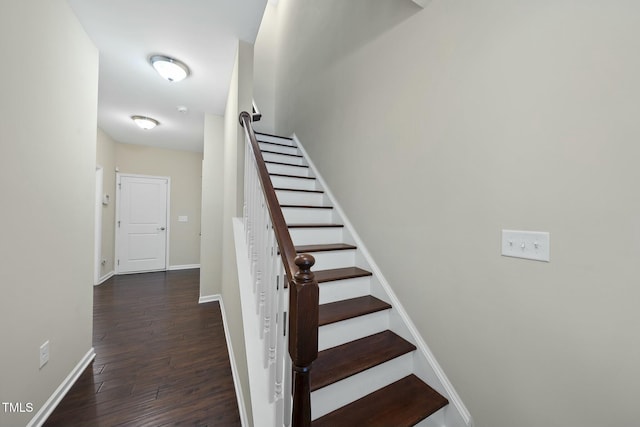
[255,1,640,427]
[220,40,255,425]
[252,3,278,135]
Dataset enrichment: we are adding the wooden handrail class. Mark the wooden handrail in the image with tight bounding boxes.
[239,111,319,427]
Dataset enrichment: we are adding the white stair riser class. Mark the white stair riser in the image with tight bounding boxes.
[415,407,446,427]
[289,227,343,246]
[266,163,311,177]
[306,250,356,270]
[262,151,306,166]
[276,190,325,206]
[270,175,318,191]
[318,310,389,351]
[319,276,370,304]
[256,134,296,146]
[283,207,333,224]
[311,353,414,420]
[258,142,299,155]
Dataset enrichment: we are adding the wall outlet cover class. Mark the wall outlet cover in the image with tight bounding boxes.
[501,230,550,262]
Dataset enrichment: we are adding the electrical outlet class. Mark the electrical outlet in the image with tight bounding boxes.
[39,341,50,369]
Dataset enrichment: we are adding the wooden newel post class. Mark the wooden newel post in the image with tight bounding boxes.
[289,253,319,427]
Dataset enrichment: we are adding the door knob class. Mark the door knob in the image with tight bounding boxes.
[159,227,166,231]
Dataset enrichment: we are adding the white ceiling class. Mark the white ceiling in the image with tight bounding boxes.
[69,0,267,152]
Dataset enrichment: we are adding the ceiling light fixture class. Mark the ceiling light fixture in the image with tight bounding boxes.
[131,115,160,130]
[149,55,190,82]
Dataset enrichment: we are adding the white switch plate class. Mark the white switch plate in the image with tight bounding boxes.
[40,340,50,368]
[178,215,188,222]
[501,230,550,262]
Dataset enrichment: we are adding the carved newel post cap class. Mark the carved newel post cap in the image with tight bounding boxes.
[294,253,315,271]
[294,254,316,284]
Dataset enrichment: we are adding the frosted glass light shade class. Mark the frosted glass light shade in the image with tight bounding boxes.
[131,115,159,130]
[150,55,190,82]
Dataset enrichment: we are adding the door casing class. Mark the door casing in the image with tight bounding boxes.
[115,173,171,274]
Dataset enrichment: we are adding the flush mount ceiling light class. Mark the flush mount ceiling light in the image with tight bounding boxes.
[131,115,160,130]
[149,55,190,82]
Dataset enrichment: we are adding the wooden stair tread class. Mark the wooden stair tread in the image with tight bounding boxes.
[319,296,391,326]
[274,187,324,194]
[295,243,356,253]
[314,266,371,283]
[265,160,309,168]
[280,204,333,209]
[255,131,293,140]
[311,374,448,427]
[258,139,296,148]
[311,331,415,391]
[270,173,316,180]
[280,243,355,257]
[287,223,343,228]
[260,149,303,157]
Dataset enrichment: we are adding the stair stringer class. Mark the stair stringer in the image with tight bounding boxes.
[292,134,474,427]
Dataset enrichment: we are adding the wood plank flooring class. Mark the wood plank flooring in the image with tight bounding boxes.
[44,269,241,427]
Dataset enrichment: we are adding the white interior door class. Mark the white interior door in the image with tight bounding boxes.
[117,174,169,274]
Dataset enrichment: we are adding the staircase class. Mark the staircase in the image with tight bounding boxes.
[255,131,456,426]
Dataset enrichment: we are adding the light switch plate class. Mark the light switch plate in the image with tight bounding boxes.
[501,230,550,262]
[178,216,188,222]
[40,340,50,368]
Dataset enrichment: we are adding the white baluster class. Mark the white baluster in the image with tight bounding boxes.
[257,197,266,327]
[242,129,298,425]
[275,260,287,397]
[264,222,275,369]
[251,167,259,290]
[266,240,279,393]
[243,137,249,229]
[284,348,292,427]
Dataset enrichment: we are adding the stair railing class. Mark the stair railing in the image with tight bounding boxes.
[239,111,319,427]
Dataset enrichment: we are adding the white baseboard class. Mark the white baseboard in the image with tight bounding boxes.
[218,293,250,427]
[96,270,114,286]
[293,134,473,427]
[198,294,221,304]
[168,264,201,271]
[27,348,96,427]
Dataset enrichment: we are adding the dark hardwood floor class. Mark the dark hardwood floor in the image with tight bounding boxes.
[44,269,241,427]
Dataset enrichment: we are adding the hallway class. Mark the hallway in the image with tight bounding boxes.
[44,269,241,426]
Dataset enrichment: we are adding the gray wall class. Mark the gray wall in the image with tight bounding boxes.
[96,128,117,279]
[0,0,98,425]
[97,132,203,275]
[199,41,255,424]
[200,114,226,298]
[252,3,278,134]
[254,1,640,426]
[222,40,255,424]
[114,143,203,268]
